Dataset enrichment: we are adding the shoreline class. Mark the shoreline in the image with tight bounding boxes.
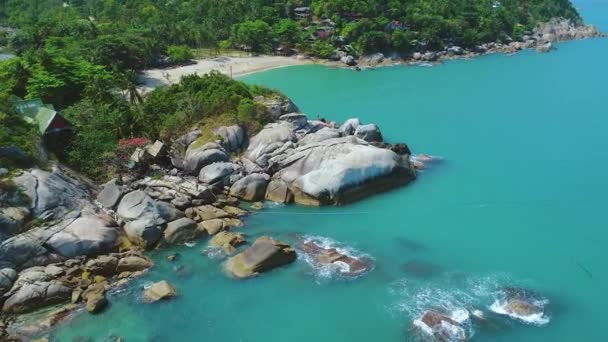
[139,56,314,92]
[139,34,605,93]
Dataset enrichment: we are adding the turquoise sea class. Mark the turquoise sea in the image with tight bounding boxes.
[51,1,607,341]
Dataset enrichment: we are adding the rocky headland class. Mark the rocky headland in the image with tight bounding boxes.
[340,18,605,68]
[0,95,416,340]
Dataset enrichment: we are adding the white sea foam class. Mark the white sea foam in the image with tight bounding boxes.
[202,246,225,259]
[184,242,196,248]
[299,235,373,280]
[489,299,550,326]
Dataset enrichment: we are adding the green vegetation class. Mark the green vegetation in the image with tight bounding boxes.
[0,92,41,169]
[167,45,194,64]
[0,0,581,180]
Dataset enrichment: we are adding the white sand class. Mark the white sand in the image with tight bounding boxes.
[139,55,313,92]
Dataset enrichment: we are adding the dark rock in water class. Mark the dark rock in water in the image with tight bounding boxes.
[402,260,442,278]
[395,237,427,252]
[491,287,549,324]
[389,143,411,155]
[413,310,469,341]
[298,240,372,276]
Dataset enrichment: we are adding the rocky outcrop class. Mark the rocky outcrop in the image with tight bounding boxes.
[144,280,176,302]
[229,173,270,202]
[2,281,72,314]
[12,167,94,221]
[298,240,372,276]
[213,125,245,152]
[96,179,123,209]
[184,142,231,176]
[272,136,415,205]
[116,190,184,248]
[209,231,246,254]
[254,96,299,120]
[244,122,296,164]
[413,310,469,341]
[46,214,120,258]
[264,179,294,204]
[116,255,153,273]
[354,124,383,142]
[339,118,360,135]
[160,218,201,245]
[0,268,17,296]
[225,236,296,278]
[85,256,118,276]
[198,162,241,185]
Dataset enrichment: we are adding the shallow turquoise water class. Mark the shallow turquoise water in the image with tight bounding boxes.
[51,2,608,341]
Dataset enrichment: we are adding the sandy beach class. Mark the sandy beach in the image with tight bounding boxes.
[139,55,313,92]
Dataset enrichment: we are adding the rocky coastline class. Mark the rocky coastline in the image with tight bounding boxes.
[329,18,605,69]
[0,95,419,340]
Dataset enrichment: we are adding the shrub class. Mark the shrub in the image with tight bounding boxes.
[167,45,194,64]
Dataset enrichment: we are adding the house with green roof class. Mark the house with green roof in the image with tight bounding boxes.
[14,99,70,135]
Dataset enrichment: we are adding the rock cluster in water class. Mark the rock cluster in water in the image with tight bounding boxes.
[0,95,418,339]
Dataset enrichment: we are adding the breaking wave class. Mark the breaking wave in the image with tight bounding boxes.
[299,235,374,281]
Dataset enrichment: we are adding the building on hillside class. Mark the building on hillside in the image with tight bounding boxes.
[14,99,70,135]
[274,46,296,56]
[294,7,312,21]
[385,20,409,31]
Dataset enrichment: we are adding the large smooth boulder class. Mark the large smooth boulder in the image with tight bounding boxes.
[209,231,246,254]
[299,127,341,146]
[354,124,383,142]
[279,113,308,129]
[46,214,119,258]
[229,174,270,202]
[0,268,17,296]
[85,256,118,276]
[116,256,152,273]
[0,206,30,239]
[198,162,241,185]
[245,122,296,163]
[144,280,176,302]
[12,167,94,221]
[274,136,415,205]
[85,292,108,314]
[96,179,123,209]
[184,142,230,175]
[213,125,245,152]
[161,218,200,245]
[265,179,294,204]
[193,205,230,221]
[117,191,184,247]
[170,130,202,169]
[339,118,360,135]
[2,281,72,314]
[225,237,296,278]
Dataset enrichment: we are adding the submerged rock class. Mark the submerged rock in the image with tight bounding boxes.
[413,310,470,341]
[225,236,296,278]
[298,240,372,276]
[490,287,549,325]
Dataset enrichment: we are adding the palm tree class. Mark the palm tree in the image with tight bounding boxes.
[117,69,143,105]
